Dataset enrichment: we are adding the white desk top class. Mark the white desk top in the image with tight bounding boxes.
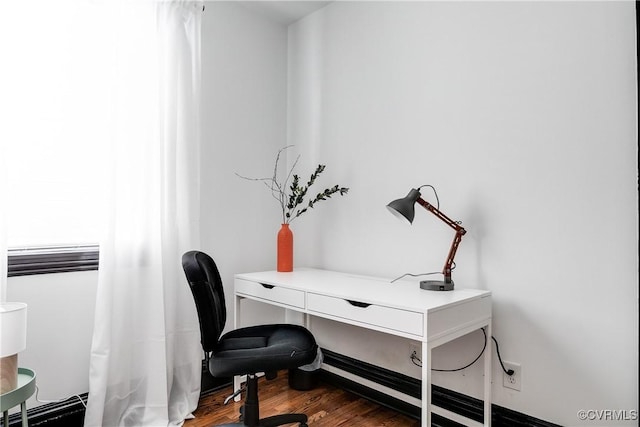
[235,268,490,314]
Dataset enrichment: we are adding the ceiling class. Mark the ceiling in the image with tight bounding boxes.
[239,1,333,25]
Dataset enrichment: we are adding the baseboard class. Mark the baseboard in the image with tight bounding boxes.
[320,348,561,427]
[9,352,560,427]
[5,394,87,427]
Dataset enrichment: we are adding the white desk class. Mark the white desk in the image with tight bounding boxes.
[234,268,492,427]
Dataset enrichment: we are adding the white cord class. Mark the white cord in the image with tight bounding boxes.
[35,385,87,408]
[390,271,441,283]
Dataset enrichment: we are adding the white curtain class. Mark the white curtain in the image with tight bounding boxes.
[84,1,203,426]
[0,13,9,297]
[1,140,7,303]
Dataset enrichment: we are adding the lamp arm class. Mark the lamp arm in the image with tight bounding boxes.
[416,197,467,284]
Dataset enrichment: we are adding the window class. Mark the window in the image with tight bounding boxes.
[2,0,110,274]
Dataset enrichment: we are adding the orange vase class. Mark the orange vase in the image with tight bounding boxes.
[277,223,293,272]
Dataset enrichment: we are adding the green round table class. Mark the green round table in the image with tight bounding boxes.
[1,368,36,427]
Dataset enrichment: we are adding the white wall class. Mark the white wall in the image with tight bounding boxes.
[199,2,290,328]
[288,2,638,426]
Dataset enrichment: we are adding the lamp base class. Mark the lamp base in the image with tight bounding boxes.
[420,280,454,291]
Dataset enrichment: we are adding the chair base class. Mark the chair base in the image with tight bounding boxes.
[216,374,308,427]
[214,413,308,427]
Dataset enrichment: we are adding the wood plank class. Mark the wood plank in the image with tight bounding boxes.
[185,371,420,427]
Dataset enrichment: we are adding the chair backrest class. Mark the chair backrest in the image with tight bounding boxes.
[182,251,227,353]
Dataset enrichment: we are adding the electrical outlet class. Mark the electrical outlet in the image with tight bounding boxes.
[503,362,521,391]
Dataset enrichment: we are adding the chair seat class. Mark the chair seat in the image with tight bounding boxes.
[209,324,317,378]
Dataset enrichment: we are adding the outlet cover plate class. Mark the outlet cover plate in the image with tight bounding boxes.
[503,362,521,391]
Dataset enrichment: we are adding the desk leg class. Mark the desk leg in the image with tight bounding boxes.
[234,294,241,330]
[233,294,242,402]
[3,410,8,427]
[303,312,310,330]
[484,322,492,426]
[233,375,243,403]
[422,341,431,427]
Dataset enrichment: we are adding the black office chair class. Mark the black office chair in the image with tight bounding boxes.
[182,250,318,427]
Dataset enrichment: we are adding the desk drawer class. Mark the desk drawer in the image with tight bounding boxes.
[307,293,423,336]
[235,279,305,309]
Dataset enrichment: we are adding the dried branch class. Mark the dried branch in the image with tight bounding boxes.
[236,146,349,224]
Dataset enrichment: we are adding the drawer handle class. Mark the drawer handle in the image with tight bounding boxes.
[346,300,371,308]
[260,283,275,289]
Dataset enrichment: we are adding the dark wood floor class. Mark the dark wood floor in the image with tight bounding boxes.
[185,371,420,426]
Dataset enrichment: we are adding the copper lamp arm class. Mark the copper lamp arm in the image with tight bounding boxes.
[416,197,466,283]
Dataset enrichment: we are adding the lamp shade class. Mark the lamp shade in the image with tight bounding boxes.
[386,188,421,224]
[0,302,27,357]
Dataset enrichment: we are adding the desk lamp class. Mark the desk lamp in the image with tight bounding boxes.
[0,302,27,393]
[387,186,466,291]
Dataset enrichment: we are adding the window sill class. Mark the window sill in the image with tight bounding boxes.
[7,245,99,277]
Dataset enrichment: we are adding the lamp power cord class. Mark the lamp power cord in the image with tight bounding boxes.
[410,328,514,376]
